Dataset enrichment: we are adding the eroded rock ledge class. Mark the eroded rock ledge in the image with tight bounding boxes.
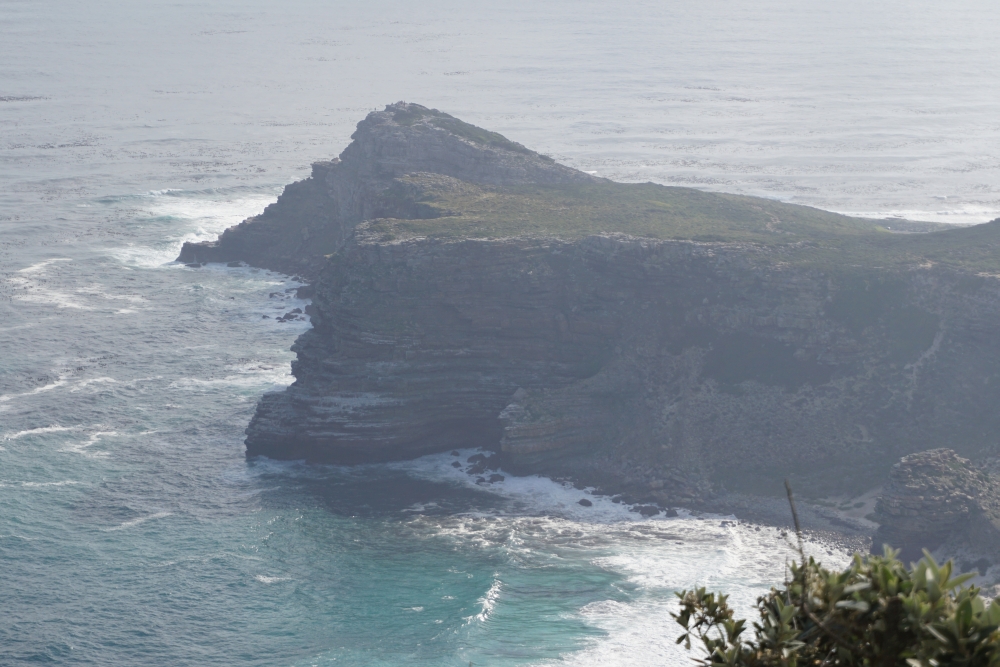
[180,102,1000,511]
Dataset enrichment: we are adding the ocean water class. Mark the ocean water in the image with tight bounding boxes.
[1,0,996,664]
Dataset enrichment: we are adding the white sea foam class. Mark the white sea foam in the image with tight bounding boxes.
[18,258,73,274]
[20,480,82,487]
[0,323,38,334]
[6,277,91,310]
[472,577,502,623]
[394,450,853,666]
[70,377,118,392]
[0,378,69,404]
[542,528,830,667]
[838,207,1000,226]
[145,190,275,224]
[0,480,83,488]
[75,285,145,303]
[62,431,117,457]
[3,259,93,310]
[109,190,279,268]
[579,599,630,616]
[102,511,173,532]
[393,449,692,524]
[254,575,290,584]
[168,368,294,391]
[2,425,83,440]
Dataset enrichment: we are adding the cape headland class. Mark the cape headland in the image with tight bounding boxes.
[181,103,1000,552]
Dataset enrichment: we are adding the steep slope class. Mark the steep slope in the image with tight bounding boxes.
[177,103,594,277]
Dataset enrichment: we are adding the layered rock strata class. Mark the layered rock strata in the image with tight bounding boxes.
[245,225,1000,499]
[180,102,1000,505]
[873,449,1000,561]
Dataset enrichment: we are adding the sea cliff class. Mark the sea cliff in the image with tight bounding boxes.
[181,103,1000,515]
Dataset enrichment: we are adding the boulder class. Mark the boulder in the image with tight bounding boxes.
[873,449,1000,561]
[636,505,661,517]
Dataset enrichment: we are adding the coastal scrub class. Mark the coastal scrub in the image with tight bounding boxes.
[674,548,1000,666]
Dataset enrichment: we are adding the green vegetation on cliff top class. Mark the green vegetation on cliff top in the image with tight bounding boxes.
[364,174,1000,274]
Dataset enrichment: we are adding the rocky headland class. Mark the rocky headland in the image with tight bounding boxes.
[181,103,1000,558]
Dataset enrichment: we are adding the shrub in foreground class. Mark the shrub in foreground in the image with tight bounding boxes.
[674,547,1000,666]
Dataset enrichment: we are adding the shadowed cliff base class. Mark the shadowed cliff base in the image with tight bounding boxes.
[181,104,1000,550]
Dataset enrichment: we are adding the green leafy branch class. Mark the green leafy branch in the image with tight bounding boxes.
[673,482,1000,666]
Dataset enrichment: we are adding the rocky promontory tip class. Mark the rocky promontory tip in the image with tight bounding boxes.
[177,102,596,278]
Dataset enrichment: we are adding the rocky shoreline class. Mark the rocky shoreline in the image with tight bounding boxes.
[442,445,876,558]
[180,103,1000,567]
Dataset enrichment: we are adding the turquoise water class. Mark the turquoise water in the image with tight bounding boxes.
[3,0,996,663]
[1,187,846,665]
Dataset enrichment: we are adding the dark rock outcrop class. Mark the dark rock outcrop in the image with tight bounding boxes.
[178,102,1000,506]
[873,449,1000,561]
[244,223,1000,499]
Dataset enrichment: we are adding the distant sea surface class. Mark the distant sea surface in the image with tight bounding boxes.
[1,1,996,664]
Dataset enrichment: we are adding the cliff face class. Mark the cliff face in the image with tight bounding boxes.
[182,103,1000,503]
[245,227,1000,498]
